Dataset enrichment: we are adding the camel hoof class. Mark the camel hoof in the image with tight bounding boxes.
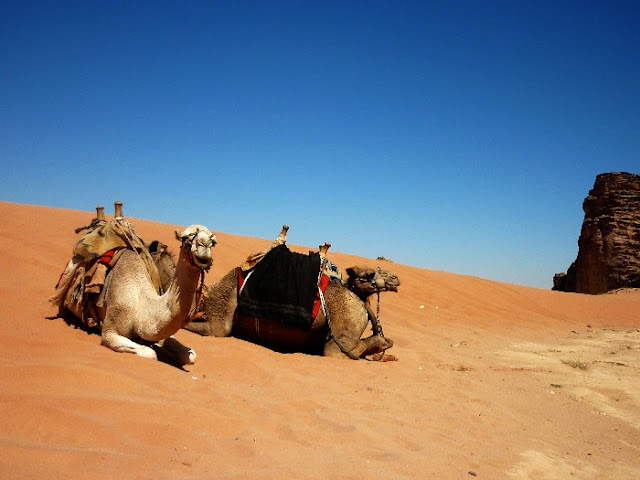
[187,349,197,365]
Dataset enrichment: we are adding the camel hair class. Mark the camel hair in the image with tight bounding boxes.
[184,225,397,359]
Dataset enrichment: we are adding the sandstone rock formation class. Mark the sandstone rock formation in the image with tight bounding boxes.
[553,172,640,294]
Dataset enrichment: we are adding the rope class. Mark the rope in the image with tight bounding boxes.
[183,230,213,323]
[188,268,207,324]
[375,291,385,361]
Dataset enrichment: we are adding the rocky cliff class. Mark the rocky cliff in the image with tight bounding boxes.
[553,172,640,294]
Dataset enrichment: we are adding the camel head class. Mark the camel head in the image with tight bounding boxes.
[175,225,216,271]
[345,266,401,298]
[374,266,400,292]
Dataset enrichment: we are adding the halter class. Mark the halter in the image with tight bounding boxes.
[181,229,214,272]
[347,272,386,339]
[180,228,214,323]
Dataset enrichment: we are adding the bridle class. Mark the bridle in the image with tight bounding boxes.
[181,229,215,272]
[180,229,215,323]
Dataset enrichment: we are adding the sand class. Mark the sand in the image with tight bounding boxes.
[1,201,638,479]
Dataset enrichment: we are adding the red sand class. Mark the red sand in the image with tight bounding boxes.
[1,201,639,479]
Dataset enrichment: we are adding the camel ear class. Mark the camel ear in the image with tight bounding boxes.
[346,267,356,278]
[175,229,183,241]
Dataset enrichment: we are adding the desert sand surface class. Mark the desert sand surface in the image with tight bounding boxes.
[1,201,639,480]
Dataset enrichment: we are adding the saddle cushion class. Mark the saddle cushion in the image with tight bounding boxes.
[236,244,328,330]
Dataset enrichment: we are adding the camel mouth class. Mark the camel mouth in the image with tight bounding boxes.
[192,254,212,270]
[387,285,399,292]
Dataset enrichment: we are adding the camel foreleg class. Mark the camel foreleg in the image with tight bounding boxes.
[101,330,157,359]
[155,336,196,366]
[184,319,217,336]
[324,334,393,359]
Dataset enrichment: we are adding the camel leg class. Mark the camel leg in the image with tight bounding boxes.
[184,320,214,336]
[324,334,393,359]
[101,330,157,359]
[155,336,196,366]
[185,311,234,337]
[186,281,237,337]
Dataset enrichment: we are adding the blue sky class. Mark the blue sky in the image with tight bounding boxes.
[1,1,638,288]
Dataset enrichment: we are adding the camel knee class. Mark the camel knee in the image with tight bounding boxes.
[326,334,393,359]
[324,335,365,360]
[360,335,393,357]
[379,336,393,349]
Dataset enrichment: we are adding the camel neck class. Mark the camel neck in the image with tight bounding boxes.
[348,282,371,303]
[164,249,200,324]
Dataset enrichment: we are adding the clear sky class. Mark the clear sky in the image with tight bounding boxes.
[1,1,638,289]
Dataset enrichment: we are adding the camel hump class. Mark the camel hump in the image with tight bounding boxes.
[51,208,164,319]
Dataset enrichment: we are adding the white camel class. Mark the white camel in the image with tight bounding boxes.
[89,225,216,364]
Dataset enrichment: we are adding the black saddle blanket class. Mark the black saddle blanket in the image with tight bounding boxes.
[236,244,321,330]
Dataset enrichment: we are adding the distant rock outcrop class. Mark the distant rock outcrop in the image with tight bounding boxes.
[553,172,640,294]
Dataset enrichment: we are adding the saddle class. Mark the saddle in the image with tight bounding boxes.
[50,217,163,326]
[235,244,330,331]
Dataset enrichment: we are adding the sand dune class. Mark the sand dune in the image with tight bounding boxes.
[1,201,638,479]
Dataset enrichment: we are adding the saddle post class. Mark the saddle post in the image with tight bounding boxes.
[317,242,331,285]
[240,225,290,271]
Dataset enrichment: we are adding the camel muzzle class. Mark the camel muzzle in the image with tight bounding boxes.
[192,253,213,270]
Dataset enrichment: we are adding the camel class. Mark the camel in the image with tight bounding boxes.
[184,226,396,359]
[52,203,216,365]
[91,224,215,364]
